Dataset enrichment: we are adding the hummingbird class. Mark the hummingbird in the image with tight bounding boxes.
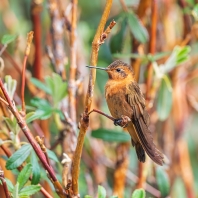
[87,60,164,166]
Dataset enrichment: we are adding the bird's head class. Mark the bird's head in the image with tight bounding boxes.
[86,60,134,81]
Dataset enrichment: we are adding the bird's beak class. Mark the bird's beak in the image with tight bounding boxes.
[86,66,108,71]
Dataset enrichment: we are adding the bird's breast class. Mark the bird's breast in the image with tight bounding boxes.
[105,80,133,118]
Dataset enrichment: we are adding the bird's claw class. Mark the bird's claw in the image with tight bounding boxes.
[114,115,131,128]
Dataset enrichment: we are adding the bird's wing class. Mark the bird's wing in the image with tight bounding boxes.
[127,82,164,165]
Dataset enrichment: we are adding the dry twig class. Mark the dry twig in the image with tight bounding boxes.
[21,31,34,113]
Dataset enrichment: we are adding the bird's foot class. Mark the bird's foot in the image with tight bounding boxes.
[114,115,131,128]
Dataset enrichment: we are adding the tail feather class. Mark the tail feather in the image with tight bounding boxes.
[134,141,145,162]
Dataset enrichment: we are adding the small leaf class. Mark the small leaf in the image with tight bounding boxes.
[47,149,59,163]
[5,178,14,192]
[4,117,20,134]
[31,151,40,185]
[4,75,17,100]
[156,167,170,197]
[110,196,118,198]
[127,12,149,43]
[91,128,130,142]
[30,97,51,109]
[157,77,173,121]
[30,78,51,95]
[84,196,92,198]
[19,185,41,196]
[13,182,19,198]
[25,112,35,123]
[45,73,67,105]
[1,34,17,45]
[17,163,32,190]
[98,185,106,198]
[6,144,32,170]
[131,188,145,198]
[26,109,52,121]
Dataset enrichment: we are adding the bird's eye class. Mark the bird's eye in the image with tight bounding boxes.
[116,68,121,72]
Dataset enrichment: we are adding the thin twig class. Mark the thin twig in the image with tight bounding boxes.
[0,96,9,106]
[119,0,128,12]
[0,168,10,198]
[88,109,115,122]
[21,31,34,113]
[71,0,114,195]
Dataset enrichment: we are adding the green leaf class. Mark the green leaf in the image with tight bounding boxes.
[30,98,54,120]
[84,196,92,198]
[30,78,51,95]
[17,163,32,190]
[4,75,17,99]
[160,46,190,74]
[31,151,40,185]
[98,185,106,198]
[156,167,170,197]
[1,34,17,45]
[47,149,59,163]
[25,112,35,124]
[157,77,172,121]
[45,73,67,105]
[127,12,149,43]
[4,117,20,134]
[131,188,145,198]
[110,18,127,53]
[5,178,14,192]
[110,196,118,198]
[91,128,130,142]
[19,185,41,196]
[13,182,19,198]
[6,144,32,170]
[30,97,51,109]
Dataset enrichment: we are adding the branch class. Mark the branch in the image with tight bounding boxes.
[146,0,157,101]
[68,0,78,124]
[21,31,34,113]
[71,0,114,196]
[31,1,42,79]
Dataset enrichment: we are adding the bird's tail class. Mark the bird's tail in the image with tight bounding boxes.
[134,141,145,162]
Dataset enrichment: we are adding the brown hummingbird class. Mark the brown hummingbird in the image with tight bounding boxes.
[87,60,164,166]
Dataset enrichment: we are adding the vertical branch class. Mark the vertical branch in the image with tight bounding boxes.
[146,0,157,101]
[48,0,67,80]
[21,31,34,113]
[31,0,43,80]
[68,0,78,124]
[71,0,114,195]
[136,0,157,189]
